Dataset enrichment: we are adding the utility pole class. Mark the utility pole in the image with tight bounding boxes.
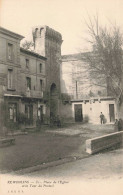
[76,80,78,99]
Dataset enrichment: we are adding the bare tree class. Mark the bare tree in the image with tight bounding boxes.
[21,40,34,51]
[63,16,123,101]
[62,52,107,99]
[83,15,123,100]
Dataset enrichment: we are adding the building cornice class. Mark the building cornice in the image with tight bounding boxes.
[20,47,47,60]
[71,96,116,102]
[62,52,90,62]
[0,27,24,40]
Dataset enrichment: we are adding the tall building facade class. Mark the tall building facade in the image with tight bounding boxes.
[0,26,62,133]
[32,26,62,118]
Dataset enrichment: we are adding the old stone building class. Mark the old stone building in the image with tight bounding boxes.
[60,53,120,124]
[0,25,122,131]
[0,26,62,132]
[0,27,24,131]
[32,26,62,118]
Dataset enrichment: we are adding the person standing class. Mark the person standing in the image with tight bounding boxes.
[118,119,123,131]
[114,119,118,131]
[100,112,104,124]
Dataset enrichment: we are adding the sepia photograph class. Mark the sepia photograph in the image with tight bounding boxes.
[0,0,123,194]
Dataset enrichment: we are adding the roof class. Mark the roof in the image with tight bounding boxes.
[0,26,24,40]
[62,52,90,62]
[71,96,116,102]
[20,47,47,60]
[32,25,62,42]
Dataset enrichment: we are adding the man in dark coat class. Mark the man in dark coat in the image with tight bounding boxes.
[100,112,104,124]
[118,119,123,131]
[114,119,118,131]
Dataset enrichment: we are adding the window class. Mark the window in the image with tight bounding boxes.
[40,28,44,35]
[8,43,13,61]
[8,103,17,122]
[26,59,29,69]
[25,104,33,124]
[26,77,31,90]
[40,79,43,91]
[39,63,42,73]
[38,105,43,121]
[35,28,38,36]
[98,91,101,96]
[25,105,30,119]
[8,69,13,89]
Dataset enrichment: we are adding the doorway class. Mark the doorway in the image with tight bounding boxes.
[109,104,115,122]
[38,105,43,122]
[74,104,83,122]
[25,104,33,125]
[8,103,17,122]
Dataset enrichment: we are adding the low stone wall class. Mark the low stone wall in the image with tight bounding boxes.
[86,131,123,154]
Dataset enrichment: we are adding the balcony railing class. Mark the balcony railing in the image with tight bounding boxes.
[26,88,43,99]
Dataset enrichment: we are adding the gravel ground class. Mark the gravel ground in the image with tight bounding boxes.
[0,123,115,172]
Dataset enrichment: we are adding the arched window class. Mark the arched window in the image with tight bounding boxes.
[50,83,57,96]
[35,28,38,36]
[40,28,44,36]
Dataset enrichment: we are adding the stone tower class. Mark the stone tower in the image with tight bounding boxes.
[32,26,62,117]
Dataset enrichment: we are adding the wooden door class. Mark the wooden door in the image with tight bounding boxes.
[109,104,115,122]
[74,104,83,122]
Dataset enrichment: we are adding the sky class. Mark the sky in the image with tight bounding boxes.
[0,0,123,54]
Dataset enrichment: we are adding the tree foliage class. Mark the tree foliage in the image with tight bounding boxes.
[21,40,34,51]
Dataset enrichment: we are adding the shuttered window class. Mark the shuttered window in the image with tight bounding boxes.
[8,69,13,89]
[8,43,13,61]
[26,77,31,90]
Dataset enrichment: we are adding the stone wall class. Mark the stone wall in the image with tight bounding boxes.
[61,54,107,99]
[60,103,74,123]
[86,131,123,154]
